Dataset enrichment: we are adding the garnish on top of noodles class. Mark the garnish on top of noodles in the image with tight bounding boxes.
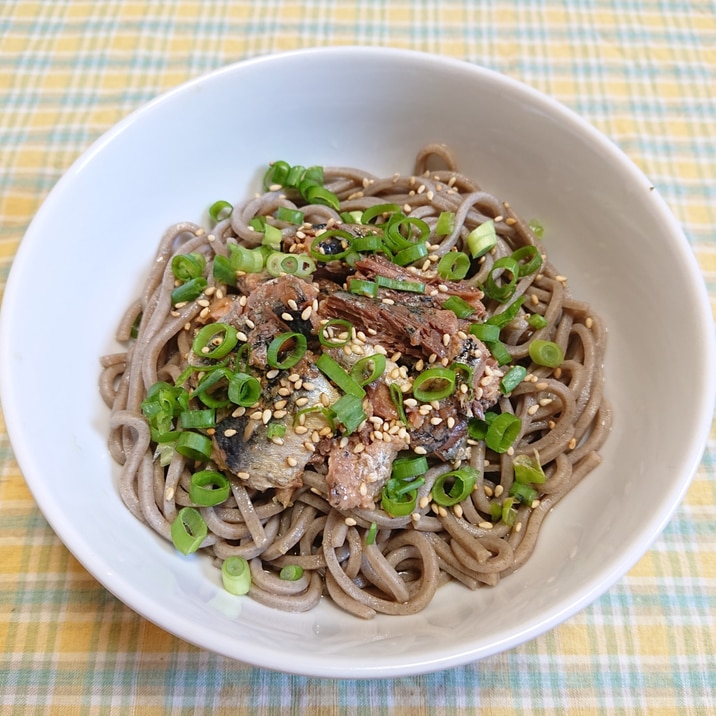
[101,146,611,618]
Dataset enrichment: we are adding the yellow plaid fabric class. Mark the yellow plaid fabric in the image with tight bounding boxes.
[1,1,714,713]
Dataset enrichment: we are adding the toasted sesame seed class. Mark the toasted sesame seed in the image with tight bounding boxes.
[539,398,553,407]
[585,316,593,329]
[273,409,287,419]
[197,299,210,308]
[438,506,448,518]
[237,331,249,342]
[554,367,562,379]
[514,521,523,533]
[281,312,294,322]
[478,521,493,530]
[301,306,313,321]
[287,457,298,467]
[344,517,357,527]
[223,428,237,437]
[303,441,316,453]
[353,443,365,454]
[430,417,443,426]
[373,430,384,441]
[494,485,504,497]
[535,381,548,390]
[530,294,540,306]
[527,404,540,415]
[320,394,331,407]
[239,295,248,307]
[426,190,434,201]
[250,411,263,420]
[403,398,418,408]
[442,333,451,346]
[287,299,299,311]
[273,399,288,410]
[294,425,308,434]
[381,298,395,305]
[288,373,300,382]
[568,437,578,449]
[453,504,464,518]
[271,437,285,445]
[237,471,250,480]
[447,416,456,429]
[278,387,291,397]
[413,446,427,455]
[483,485,494,497]
[231,406,246,418]
[359,483,368,496]
[411,513,421,523]
[261,409,272,424]
[245,318,255,329]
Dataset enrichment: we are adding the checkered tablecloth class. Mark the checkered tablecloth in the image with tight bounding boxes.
[1,1,714,713]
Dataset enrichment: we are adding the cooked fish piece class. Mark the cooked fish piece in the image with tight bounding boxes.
[325,432,409,510]
[211,360,340,492]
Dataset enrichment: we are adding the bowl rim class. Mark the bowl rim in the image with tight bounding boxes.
[2,45,714,678]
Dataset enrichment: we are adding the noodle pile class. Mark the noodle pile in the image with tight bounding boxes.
[100,145,611,618]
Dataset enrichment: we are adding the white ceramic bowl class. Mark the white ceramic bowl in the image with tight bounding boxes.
[1,47,713,678]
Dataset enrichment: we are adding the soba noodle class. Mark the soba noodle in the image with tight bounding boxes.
[101,145,611,618]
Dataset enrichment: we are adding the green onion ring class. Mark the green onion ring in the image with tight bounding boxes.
[171,507,208,555]
[266,332,307,370]
[412,367,456,402]
[189,470,231,507]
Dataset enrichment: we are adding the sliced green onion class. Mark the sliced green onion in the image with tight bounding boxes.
[303,184,340,211]
[486,339,513,366]
[266,423,287,440]
[348,278,379,298]
[443,295,475,319]
[352,234,383,252]
[230,244,265,273]
[249,216,267,232]
[393,241,429,266]
[213,254,236,286]
[511,245,543,277]
[500,365,528,394]
[381,477,422,517]
[528,219,544,238]
[486,296,525,328]
[436,251,470,280]
[317,354,366,398]
[513,451,547,485]
[330,393,366,434]
[266,332,307,370]
[529,339,564,368]
[171,507,208,555]
[466,220,497,258]
[179,408,216,430]
[172,252,206,282]
[361,203,401,225]
[467,415,490,441]
[275,206,304,225]
[264,160,291,189]
[389,383,409,426]
[435,211,455,236]
[501,496,518,526]
[412,367,456,402]
[374,275,425,293]
[485,413,521,453]
[469,323,500,343]
[222,556,251,595]
[350,354,386,386]
[309,229,354,261]
[209,200,233,223]
[383,215,430,251]
[175,431,213,461]
[192,323,238,360]
[294,405,336,432]
[391,454,428,481]
[509,482,539,504]
[265,251,316,278]
[340,210,363,224]
[432,466,478,506]
[171,277,208,304]
[484,256,519,303]
[228,372,262,406]
[450,362,474,397]
[528,313,548,329]
[287,164,307,188]
[262,223,282,251]
[279,564,304,581]
[365,522,379,545]
[189,469,231,507]
[318,318,353,347]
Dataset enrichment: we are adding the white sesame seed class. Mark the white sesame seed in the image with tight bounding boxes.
[287,299,298,311]
[287,457,298,467]
[494,485,504,497]
[344,517,357,527]
[261,409,272,424]
[294,425,308,434]
[413,446,427,455]
[478,521,493,530]
[527,404,540,415]
[237,471,250,480]
[303,441,316,453]
[273,410,287,419]
[250,411,263,421]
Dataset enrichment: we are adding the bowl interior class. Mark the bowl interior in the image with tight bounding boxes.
[1,47,713,678]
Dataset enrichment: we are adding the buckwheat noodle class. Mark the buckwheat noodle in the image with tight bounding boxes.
[101,145,611,618]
